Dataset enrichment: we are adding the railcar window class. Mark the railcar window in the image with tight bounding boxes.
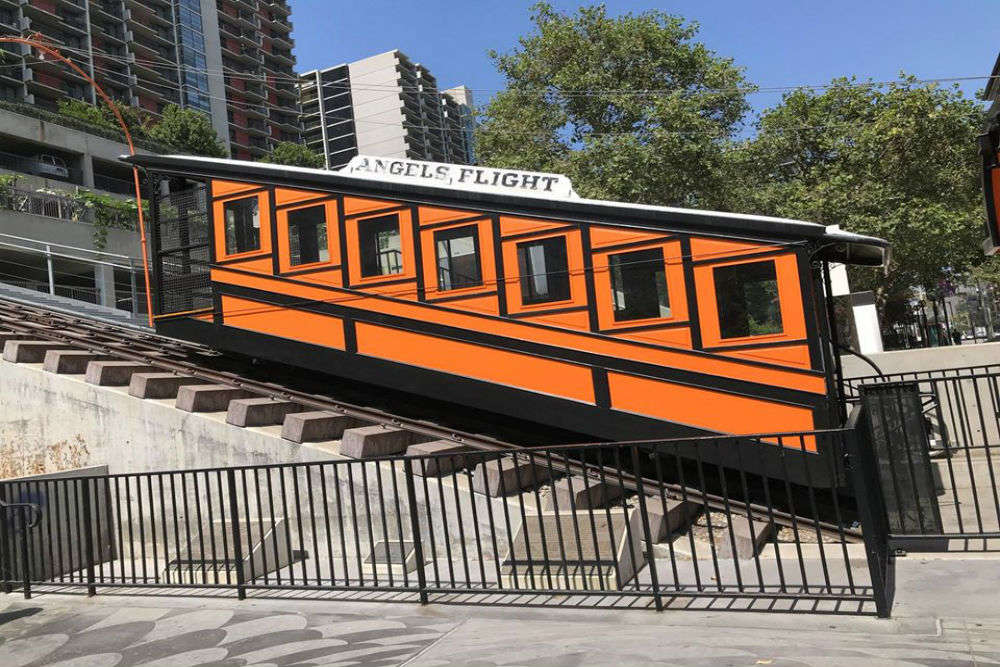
[517,236,570,304]
[223,196,260,255]
[714,260,783,338]
[359,214,402,277]
[609,248,670,321]
[435,225,482,290]
[287,205,329,266]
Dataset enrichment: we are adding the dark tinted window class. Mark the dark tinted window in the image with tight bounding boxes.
[223,196,259,255]
[609,248,670,322]
[287,205,328,266]
[359,214,402,277]
[517,236,570,305]
[435,225,481,290]
[714,260,783,339]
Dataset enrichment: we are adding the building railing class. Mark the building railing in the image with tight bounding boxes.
[0,428,895,615]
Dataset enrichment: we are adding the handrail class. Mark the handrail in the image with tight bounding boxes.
[0,498,42,529]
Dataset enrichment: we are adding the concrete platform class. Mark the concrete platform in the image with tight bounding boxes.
[339,425,412,458]
[473,456,554,496]
[175,384,257,413]
[85,361,159,386]
[3,339,77,363]
[42,350,115,374]
[127,373,212,399]
[281,411,363,443]
[226,398,303,427]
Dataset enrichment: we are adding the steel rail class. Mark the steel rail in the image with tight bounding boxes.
[0,295,861,541]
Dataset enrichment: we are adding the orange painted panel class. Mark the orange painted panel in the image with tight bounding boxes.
[436,294,501,316]
[289,269,344,288]
[221,295,345,349]
[519,309,591,331]
[360,280,421,299]
[499,215,571,237]
[209,268,828,394]
[593,240,687,331]
[617,327,693,348]
[720,344,812,369]
[589,225,670,249]
[222,256,273,275]
[689,237,775,263]
[419,205,483,225]
[274,187,329,207]
[694,253,807,349]
[355,322,595,404]
[211,179,260,198]
[607,372,816,444]
[343,195,399,216]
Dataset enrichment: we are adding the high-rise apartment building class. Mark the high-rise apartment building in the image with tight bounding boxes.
[0,0,299,160]
[299,50,476,170]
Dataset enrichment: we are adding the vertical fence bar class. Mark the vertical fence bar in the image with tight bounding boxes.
[45,244,55,295]
[226,469,246,600]
[403,458,428,604]
[18,507,30,600]
[81,477,96,596]
[630,445,662,611]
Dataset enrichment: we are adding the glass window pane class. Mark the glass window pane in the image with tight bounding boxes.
[287,205,328,266]
[608,248,670,322]
[359,214,402,277]
[434,225,481,291]
[223,197,259,255]
[713,260,783,339]
[517,236,570,305]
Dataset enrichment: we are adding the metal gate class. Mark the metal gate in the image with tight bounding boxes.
[851,371,1000,552]
[148,179,213,317]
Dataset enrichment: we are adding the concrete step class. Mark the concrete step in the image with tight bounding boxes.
[644,495,701,543]
[340,425,413,459]
[128,373,213,399]
[85,361,158,386]
[543,477,624,511]
[226,398,303,427]
[473,457,554,496]
[406,440,473,476]
[281,411,363,443]
[3,340,77,363]
[175,384,257,413]
[43,350,115,374]
[715,516,775,559]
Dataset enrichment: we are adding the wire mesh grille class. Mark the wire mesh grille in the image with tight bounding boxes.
[153,180,212,315]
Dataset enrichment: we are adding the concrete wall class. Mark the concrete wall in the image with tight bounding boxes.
[0,210,143,259]
[348,52,409,158]
[841,341,1000,378]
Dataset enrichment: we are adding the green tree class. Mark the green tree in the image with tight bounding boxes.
[58,98,154,141]
[726,76,986,310]
[261,141,324,168]
[147,104,228,158]
[476,2,752,207]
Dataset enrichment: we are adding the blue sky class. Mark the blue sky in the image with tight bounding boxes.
[292,0,995,119]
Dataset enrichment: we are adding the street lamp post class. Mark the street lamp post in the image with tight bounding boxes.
[0,33,155,327]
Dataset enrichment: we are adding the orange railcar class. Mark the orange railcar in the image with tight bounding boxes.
[126,154,886,478]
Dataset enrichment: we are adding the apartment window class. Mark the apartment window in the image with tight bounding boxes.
[609,248,670,322]
[287,205,328,266]
[713,260,783,339]
[223,196,260,255]
[517,236,570,305]
[435,225,481,291]
[359,215,402,277]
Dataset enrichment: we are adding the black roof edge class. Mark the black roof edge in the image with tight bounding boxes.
[123,154,888,263]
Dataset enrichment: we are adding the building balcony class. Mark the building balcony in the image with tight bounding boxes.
[90,1,125,21]
[265,49,294,67]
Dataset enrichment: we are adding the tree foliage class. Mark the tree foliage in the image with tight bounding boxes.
[476,2,752,207]
[262,141,324,168]
[146,105,228,158]
[725,76,985,301]
[58,98,155,143]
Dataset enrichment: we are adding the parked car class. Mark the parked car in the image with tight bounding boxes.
[29,154,69,179]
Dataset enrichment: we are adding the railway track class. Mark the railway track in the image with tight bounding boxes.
[0,294,862,542]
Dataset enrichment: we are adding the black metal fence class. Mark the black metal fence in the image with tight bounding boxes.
[0,428,895,616]
[845,367,1000,551]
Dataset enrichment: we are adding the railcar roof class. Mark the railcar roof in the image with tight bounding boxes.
[122,154,888,266]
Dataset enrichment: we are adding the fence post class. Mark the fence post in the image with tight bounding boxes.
[45,245,55,295]
[80,477,97,596]
[630,446,663,611]
[403,458,428,605]
[18,507,31,600]
[129,260,139,319]
[226,470,246,600]
[0,487,12,595]
[844,410,895,618]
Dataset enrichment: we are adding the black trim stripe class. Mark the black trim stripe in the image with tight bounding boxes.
[279,264,343,278]
[426,290,499,304]
[500,224,578,242]
[344,203,410,219]
[419,214,491,231]
[508,305,591,320]
[679,236,703,350]
[590,236,675,255]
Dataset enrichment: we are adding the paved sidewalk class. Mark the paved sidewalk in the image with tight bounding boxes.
[0,557,997,667]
